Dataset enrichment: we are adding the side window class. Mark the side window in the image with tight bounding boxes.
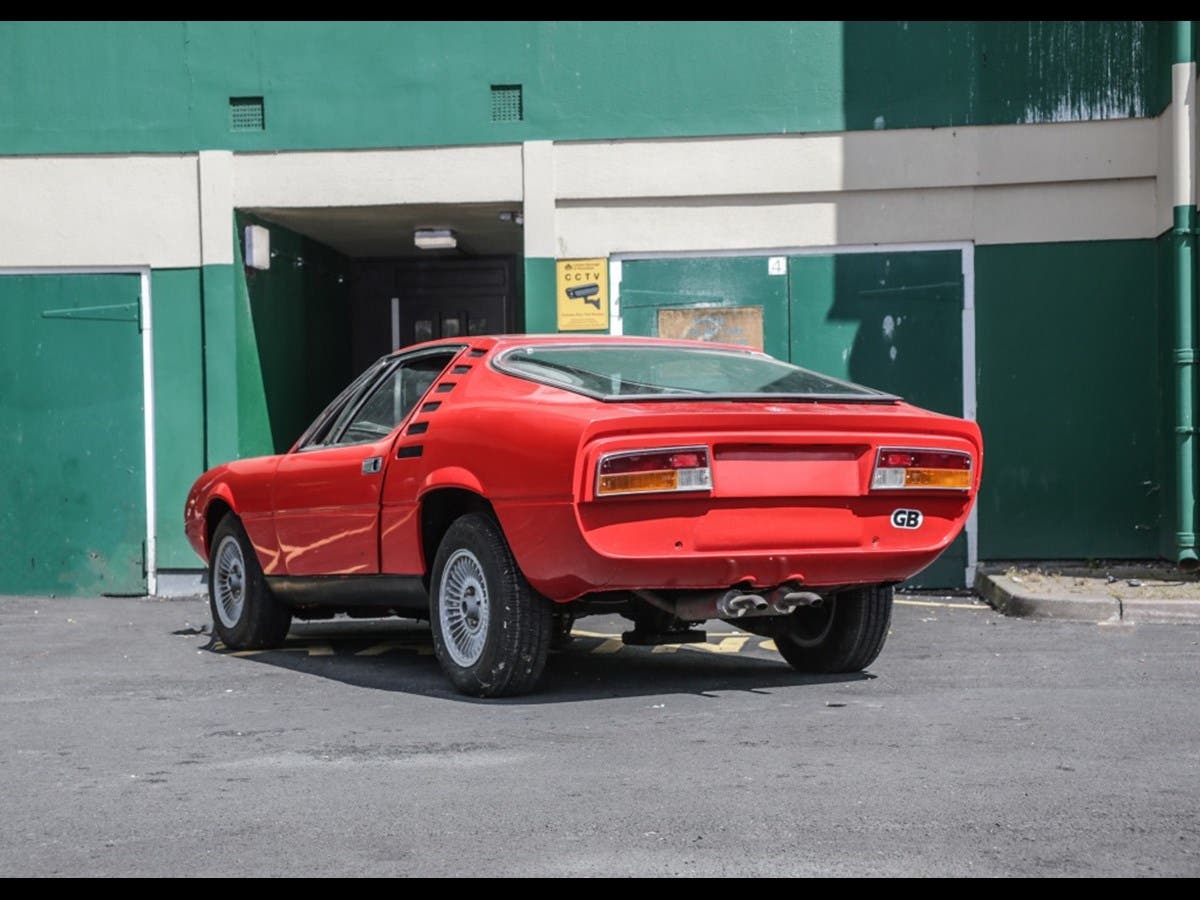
[333,352,455,445]
[296,356,392,449]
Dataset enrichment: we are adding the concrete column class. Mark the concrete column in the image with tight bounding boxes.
[197,151,239,466]
[522,140,557,334]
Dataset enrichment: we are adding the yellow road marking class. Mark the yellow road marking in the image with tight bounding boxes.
[229,642,335,658]
[895,599,985,610]
[355,640,433,657]
[649,636,751,654]
[590,638,625,654]
[758,639,777,652]
[572,628,743,639]
[685,636,750,655]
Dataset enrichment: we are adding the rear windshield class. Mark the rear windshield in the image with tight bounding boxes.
[495,344,895,402]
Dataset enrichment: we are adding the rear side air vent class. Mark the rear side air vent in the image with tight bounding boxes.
[490,84,523,122]
[229,96,265,132]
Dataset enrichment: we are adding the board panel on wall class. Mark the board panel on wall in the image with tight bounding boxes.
[618,257,790,360]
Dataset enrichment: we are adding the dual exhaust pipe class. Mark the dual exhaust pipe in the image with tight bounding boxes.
[718,587,823,618]
[637,585,824,622]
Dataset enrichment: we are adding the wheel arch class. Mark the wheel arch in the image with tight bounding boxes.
[419,486,498,587]
[203,492,238,560]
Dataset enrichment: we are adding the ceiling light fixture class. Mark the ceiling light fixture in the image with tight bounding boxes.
[414,228,457,250]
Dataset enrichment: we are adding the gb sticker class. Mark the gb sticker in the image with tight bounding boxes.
[891,509,923,529]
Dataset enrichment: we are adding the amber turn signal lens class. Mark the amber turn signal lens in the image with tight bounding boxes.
[597,470,680,495]
[903,468,972,489]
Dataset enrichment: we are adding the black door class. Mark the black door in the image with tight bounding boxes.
[351,257,516,372]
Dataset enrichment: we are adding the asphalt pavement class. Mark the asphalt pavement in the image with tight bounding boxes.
[2,592,1198,877]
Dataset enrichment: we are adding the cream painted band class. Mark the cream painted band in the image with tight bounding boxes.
[0,104,1193,269]
[557,179,1157,258]
[232,145,524,208]
[554,118,1157,199]
[0,155,201,268]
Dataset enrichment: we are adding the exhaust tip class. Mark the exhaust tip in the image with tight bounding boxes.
[717,592,768,617]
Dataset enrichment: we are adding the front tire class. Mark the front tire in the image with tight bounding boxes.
[429,513,553,697]
[775,584,893,673]
[208,514,291,650]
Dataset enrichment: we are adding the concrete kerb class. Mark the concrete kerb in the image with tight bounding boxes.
[974,564,1200,625]
[974,571,1120,623]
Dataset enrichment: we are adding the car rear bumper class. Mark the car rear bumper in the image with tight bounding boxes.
[494,497,967,602]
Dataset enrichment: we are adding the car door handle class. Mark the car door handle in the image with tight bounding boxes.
[362,456,383,475]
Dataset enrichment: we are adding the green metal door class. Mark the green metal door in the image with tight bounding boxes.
[0,274,146,595]
[617,251,968,588]
[618,257,790,359]
[788,251,965,587]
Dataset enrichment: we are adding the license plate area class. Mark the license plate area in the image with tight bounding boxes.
[712,443,869,497]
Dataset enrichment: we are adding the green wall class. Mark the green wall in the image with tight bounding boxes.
[522,258,557,335]
[842,21,1164,131]
[975,240,1162,560]
[0,21,1165,156]
[235,214,354,455]
[151,269,205,569]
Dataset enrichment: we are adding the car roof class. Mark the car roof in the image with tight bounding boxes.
[389,333,759,357]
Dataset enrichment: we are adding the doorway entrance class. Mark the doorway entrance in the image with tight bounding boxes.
[351,256,517,372]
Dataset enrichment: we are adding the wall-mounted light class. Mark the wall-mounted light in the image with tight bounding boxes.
[499,211,524,226]
[244,224,271,270]
[414,228,457,250]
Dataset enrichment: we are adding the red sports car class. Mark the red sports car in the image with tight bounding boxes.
[184,335,982,696]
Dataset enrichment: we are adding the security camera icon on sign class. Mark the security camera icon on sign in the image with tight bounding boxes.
[566,283,602,309]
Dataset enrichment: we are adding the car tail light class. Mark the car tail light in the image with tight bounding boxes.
[596,446,712,497]
[871,448,972,490]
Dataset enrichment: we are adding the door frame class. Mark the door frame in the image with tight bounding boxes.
[608,241,978,586]
[0,265,157,595]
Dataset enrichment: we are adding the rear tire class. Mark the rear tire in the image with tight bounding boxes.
[775,584,893,673]
[429,513,553,697]
[208,514,291,650]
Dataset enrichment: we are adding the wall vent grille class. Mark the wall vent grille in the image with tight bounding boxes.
[230,96,265,131]
[490,84,523,122]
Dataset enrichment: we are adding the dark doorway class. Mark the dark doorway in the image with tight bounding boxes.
[351,256,518,372]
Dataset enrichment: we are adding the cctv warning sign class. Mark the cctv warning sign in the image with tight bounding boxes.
[556,258,609,331]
